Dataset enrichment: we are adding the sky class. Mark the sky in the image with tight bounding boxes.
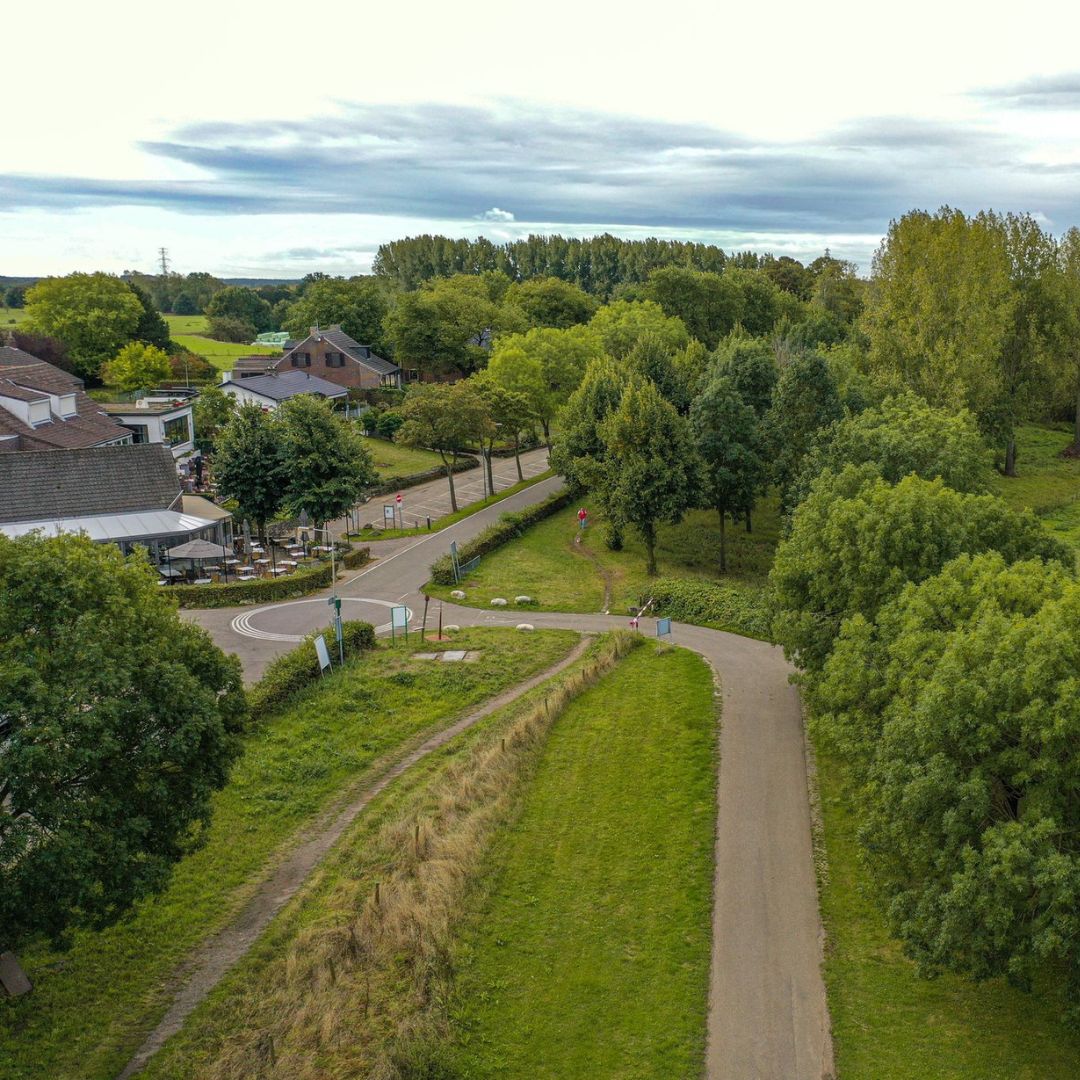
[4,0,1080,279]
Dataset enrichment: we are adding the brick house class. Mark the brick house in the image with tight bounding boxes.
[265,326,400,391]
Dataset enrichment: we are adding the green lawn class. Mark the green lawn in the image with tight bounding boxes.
[165,313,210,335]
[171,333,280,372]
[0,305,28,327]
[816,744,1080,1079]
[426,494,780,615]
[992,423,1080,549]
[360,434,446,479]
[448,644,717,1078]
[0,628,576,1080]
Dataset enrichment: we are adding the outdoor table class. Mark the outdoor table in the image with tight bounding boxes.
[194,577,212,585]
[254,558,270,565]
[313,545,334,552]
[269,567,288,576]
[280,559,298,567]
[157,580,168,586]
[288,548,304,556]
[204,564,221,572]
[224,558,240,566]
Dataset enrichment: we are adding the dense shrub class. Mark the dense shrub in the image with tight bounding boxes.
[208,315,256,343]
[430,490,572,584]
[648,577,772,639]
[248,620,376,716]
[171,562,333,608]
[341,545,372,569]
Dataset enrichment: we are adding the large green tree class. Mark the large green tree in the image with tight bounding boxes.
[127,282,172,352]
[770,468,1071,674]
[814,553,1080,1019]
[282,277,391,353]
[690,375,765,570]
[24,272,144,381]
[588,299,690,359]
[791,391,989,506]
[504,276,598,328]
[644,266,745,349]
[763,350,843,510]
[192,384,237,454]
[276,395,377,529]
[596,377,697,574]
[712,335,778,417]
[397,382,490,512]
[471,371,535,483]
[625,332,691,412]
[0,534,246,949]
[1056,226,1080,451]
[486,324,604,442]
[205,286,274,333]
[101,342,172,392]
[213,403,290,540]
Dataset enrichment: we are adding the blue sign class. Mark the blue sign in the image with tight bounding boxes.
[656,617,672,639]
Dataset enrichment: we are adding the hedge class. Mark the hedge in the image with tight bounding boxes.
[429,489,573,585]
[342,545,372,570]
[171,562,334,608]
[248,620,377,716]
[647,577,773,640]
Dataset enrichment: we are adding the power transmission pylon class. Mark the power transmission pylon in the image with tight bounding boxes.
[158,247,170,276]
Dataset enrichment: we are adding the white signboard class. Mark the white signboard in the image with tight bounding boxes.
[314,634,332,672]
[391,605,409,631]
[384,505,396,522]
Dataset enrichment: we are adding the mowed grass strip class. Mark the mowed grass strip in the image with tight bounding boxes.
[426,494,780,614]
[0,628,577,1080]
[816,746,1080,1079]
[448,644,717,1079]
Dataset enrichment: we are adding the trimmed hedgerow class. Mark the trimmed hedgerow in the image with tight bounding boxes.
[429,489,573,585]
[171,563,334,609]
[648,577,772,641]
[247,620,377,717]
[342,545,372,570]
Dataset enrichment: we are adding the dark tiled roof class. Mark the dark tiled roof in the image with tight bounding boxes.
[280,326,399,376]
[0,382,49,402]
[222,370,348,402]
[0,443,181,524]
[0,347,131,451]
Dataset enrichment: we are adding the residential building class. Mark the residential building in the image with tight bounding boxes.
[0,346,132,452]
[224,325,400,391]
[0,443,231,559]
[219,369,349,410]
[102,393,197,462]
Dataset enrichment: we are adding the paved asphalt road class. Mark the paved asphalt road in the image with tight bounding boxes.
[350,447,552,532]
[184,465,834,1080]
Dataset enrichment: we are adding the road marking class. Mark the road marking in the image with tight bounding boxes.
[231,597,413,642]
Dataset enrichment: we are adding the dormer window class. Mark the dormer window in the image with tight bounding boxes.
[28,400,51,426]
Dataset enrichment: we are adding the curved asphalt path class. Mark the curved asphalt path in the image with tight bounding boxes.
[184,468,834,1080]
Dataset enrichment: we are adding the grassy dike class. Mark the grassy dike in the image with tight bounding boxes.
[139,632,646,1079]
[0,628,577,1080]
[447,644,718,1078]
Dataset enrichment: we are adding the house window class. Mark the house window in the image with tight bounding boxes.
[290,353,300,367]
[164,415,191,446]
[326,352,344,368]
[127,423,149,444]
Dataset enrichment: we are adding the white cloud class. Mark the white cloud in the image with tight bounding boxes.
[478,207,515,222]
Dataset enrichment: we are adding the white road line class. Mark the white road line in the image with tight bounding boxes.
[231,598,412,641]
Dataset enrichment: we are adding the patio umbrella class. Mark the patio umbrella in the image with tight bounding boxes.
[166,539,232,584]
[166,539,231,560]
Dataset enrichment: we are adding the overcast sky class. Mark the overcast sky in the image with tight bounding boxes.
[4,0,1080,278]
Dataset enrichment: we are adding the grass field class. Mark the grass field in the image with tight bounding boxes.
[816,745,1080,1079]
[447,644,717,1078]
[0,305,28,327]
[426,494,780,615]
[360,434,445,478]
[172,333,280,372]
[0,628,576,1080]
[165,313,210,335]
[992,423,1080,550]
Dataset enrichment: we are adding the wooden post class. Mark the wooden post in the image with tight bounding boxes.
[421,594,430,641]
